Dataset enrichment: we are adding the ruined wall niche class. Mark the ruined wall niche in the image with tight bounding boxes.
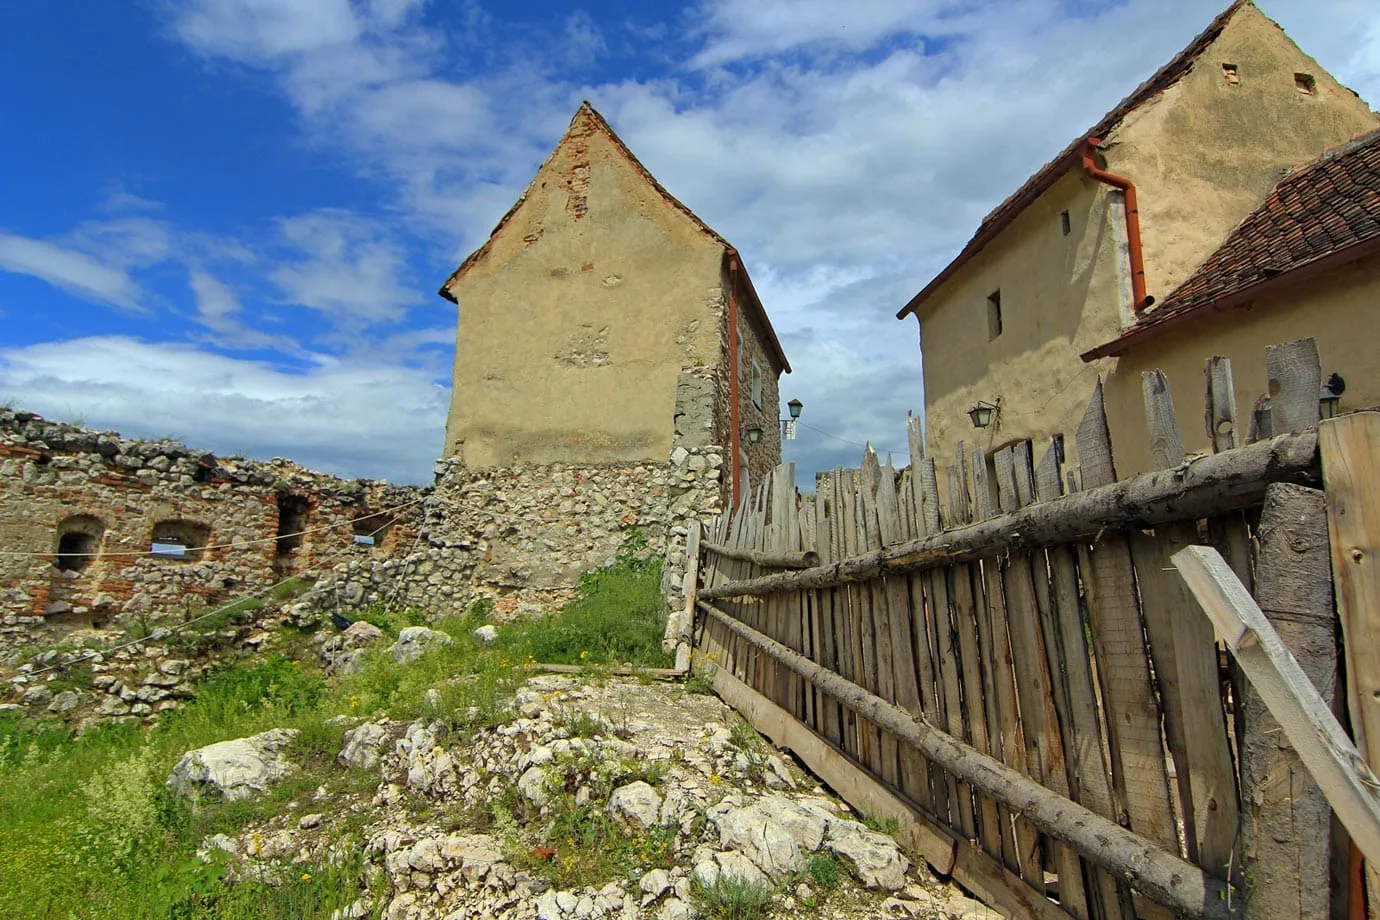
[352,509,392,549]
[150,519,212,562]
[275,494,310,558]
[55,514,105,572]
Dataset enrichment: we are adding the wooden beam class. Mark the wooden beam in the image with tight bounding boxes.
[1172,544,1380,867]
[699,428,1319,601]
[700,541,820,569]
[699,601,1235,919]
[705,658,1083,920]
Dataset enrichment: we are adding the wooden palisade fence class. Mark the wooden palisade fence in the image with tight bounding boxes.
[686,337,1380,920]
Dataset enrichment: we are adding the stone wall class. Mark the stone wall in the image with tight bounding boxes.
[306,446,725,621]
[0,408,423,657]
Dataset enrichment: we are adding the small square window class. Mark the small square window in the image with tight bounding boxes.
[987,290,1003,341]
[1295,72,1316,95]
[1222,63,1240,86]
[1060,211,1071,236]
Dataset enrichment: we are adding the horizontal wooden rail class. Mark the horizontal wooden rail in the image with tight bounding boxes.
[701,428,1317,602]
[701,540,820,569]
[698,601,1235,919]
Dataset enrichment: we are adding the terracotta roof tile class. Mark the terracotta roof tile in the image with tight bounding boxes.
[1083,127,1380,358]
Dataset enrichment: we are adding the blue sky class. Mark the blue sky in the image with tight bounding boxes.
[2,0,1378,484]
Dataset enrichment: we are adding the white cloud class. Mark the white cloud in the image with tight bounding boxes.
[0,233,143,310]
[270,209,419,326]
[139,0,1380,486]
[188,267,302,351]
[0,336,447,482]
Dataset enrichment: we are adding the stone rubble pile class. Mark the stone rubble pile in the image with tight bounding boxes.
[169,674,996,920]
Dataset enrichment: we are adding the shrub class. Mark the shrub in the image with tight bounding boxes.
[691,873,775,920]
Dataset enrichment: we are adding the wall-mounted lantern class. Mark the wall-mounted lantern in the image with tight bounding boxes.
[781,399,804,440]
[968,399,1000,429]
[746,426,764,444]
[1320,372,1346,419]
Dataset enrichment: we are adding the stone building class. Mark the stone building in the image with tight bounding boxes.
[429,101,791,607]
[0,408,422,650]
[895,0,1378,482]
[438,101,790,506]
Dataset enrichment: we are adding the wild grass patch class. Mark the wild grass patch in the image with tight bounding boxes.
[0,544,677,918]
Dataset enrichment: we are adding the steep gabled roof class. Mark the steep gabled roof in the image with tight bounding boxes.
[1082,127,1380,360]
[438,102,791,374]
[897,0,1250,321]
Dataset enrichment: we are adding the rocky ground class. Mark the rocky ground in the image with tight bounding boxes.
[170,672,999,920]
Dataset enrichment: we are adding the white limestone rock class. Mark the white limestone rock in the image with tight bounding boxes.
[608,780,663,829]
[339,721,391,770]
[826,821,910,891]
[711,794,831,877]
[388,626,453,664]
[166,728,298,801]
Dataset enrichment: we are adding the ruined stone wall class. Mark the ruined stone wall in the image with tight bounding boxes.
[307,446,725,621]
[0,409,423,656]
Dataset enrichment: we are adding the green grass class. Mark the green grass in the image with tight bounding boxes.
[501,552,672,668]
[690,874,775,920]
[0,549,676,919]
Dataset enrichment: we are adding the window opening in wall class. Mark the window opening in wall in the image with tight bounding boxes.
[750,357,763,410]
[276,494,310,558]
[55,514,104,572]
[1052,433,1066,466]
[986,290,1003,340]
[352,510,391,549]
[150,520,211,561]
[1295,72,1316,95]
[1222,63,1239,86]
[1060,211,1071,236]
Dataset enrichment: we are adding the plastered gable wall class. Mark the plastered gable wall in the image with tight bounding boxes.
[1105,252,1380,477]
[916,4,1377,493]
[1108,4,1378,302]
[443,110,728,469]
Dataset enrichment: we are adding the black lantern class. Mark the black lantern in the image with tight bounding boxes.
[746,426,764,444]
[1320,372,1346,419]
[787,399,804,420]
[968,400,1000,429]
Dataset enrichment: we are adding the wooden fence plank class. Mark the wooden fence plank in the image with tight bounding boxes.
[1320,412,1380,778]
[913,465,951,820]
[1074,381,1179,862]
[876,460,928,805]
[937,454,977,841]
[862,451,901,788]
[1176,546,1380,865]
[1135,370,1239,877]
[1205,356,1239,453]
[1266,338,1322,435]
[1037,442,1136,920]
[1006,442,1088,918]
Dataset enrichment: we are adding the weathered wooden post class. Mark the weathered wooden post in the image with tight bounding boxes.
[1238,482,1337,920]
